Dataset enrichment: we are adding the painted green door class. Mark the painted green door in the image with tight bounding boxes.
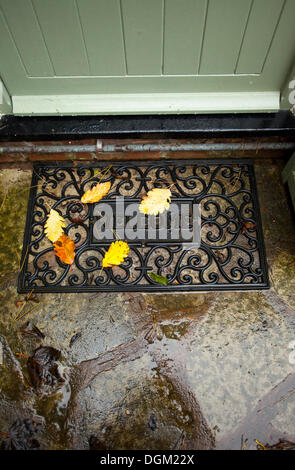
[0,0,294,115]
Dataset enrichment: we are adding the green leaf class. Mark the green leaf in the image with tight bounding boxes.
[87,169,101,176]
[149,272,169,285]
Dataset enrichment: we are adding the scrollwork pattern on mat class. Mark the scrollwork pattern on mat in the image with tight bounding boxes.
[19,161,268,291]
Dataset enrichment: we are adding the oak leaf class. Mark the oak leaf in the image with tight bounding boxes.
[44,209,66,242]
[139,188,171,216]
[81,181,111,204]
[102,241,130,268]
[53,234,76,265]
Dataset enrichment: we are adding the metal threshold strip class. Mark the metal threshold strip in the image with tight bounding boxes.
[1,141,295,154]
[18,159,269,293]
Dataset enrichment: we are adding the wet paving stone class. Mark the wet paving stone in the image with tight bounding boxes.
[75,355,214,450]
[0,160,295,450]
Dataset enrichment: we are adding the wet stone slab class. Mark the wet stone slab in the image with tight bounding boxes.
[0,161,295,450]
[75,355,214,450]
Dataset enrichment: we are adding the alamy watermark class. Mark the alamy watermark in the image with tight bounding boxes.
[93,196,201,250]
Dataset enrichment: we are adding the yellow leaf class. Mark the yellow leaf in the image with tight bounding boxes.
[139,188,171,216]
[102,241,130,268]
[81,181,111,204]
[44,209,66,242]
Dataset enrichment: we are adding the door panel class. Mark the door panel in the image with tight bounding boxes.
[32,0,90,76]
[77,0,126,76]
[163,0,207,75]
[0,0,294,114]
[235,0,285,74]
[121,0,163,75]
[199,0,252,75]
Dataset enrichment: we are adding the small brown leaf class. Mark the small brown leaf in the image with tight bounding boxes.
[19,321,45,340]
[215,251,226,263]
[27,346,63,389]
[110,169,128,180]
[69,332,82,348]
[241,221,256,234]
[25,294,39,303]
[70,216,84,224]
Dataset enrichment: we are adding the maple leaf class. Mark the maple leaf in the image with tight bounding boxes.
[81,181,111,204]
[44,209,66,242]
[102,241,130,268]
[139,188,171,216]
[53,234,76,265]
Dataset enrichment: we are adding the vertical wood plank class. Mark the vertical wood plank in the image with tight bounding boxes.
[77,0,125,76]
[0,0,54,77]
[262,0,295,88]
[236,0,285,74]
[32,0,90,76]
[121,0,163,75]
[199,0,252,74]
[0,77,12,114]
[0,8,29,93]
[163,0,207,75]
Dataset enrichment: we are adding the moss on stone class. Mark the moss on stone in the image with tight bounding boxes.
[0,170,31,283]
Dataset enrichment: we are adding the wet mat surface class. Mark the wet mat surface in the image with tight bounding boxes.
[18,159,269,293]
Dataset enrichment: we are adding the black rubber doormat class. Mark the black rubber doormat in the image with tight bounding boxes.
[18,159,269,293]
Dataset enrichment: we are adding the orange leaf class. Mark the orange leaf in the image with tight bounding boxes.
[53,234,76,265]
